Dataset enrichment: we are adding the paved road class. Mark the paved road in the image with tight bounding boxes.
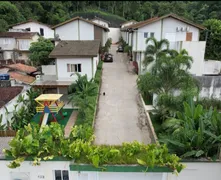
[94,45,152,145]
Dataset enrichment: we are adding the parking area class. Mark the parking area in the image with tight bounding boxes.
[94,45,152,145]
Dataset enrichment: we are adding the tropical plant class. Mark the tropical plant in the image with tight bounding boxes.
[160,99,221,159]
[68,73,98,121]
[142,37,169,71]
[137,49,199,117]
[4,123,185,174]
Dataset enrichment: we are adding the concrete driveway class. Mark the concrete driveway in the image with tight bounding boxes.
[94,45,152,145]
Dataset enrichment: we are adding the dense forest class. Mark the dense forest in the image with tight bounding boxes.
[1,1,221,59]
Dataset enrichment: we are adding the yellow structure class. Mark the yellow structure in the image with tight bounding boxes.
[35,94,64,113]
[35,94,65,123]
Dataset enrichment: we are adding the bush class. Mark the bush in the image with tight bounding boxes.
[197,97,221,110]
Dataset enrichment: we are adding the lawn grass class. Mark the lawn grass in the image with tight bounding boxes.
[32,109,74,128]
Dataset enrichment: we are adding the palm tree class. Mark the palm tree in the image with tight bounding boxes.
[143,37,169,70]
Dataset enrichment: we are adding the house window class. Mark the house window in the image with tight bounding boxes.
[144,32,148,38]
[26,28,30,31]
[150,32,155,38]
[19,40,30,50]
[40,28,44,36]
[67,64,82,72]
[54,170,69,180]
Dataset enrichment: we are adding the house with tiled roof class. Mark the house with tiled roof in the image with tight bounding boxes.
[52,16,109,46]
[91,16,111,28]
[0,32,39,62]
[121,13,206,76]
[32,40,100,106]
[9,19,54,39]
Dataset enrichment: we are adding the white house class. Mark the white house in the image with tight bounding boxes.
[32,40,100,105]
[9,20,54,39]
[120,20,137,42]
[123,14,206,76]
[91,16,110,28]
[0,32,39,62]
[52,17,109,47]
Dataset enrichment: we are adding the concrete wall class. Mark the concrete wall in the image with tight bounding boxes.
[196,76,221,99]
[12,22,54,39]
[55,20,94,41]
[0,161,220,180]
[56,57,93,81]
[204,60,221,75]
[0,86,30,125]
[41,65,56,75]
[108,28,121,44]
[182,41,206,76]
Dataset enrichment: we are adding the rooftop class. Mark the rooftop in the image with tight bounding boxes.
[52,16,109,31]
[122,13,206,30]
[49,40,100,58]
[9,72,35,84]
[0,86,23,108]
[6,63,37,74]
[0,32,38,39]
[91,16,111,24]
[9,19,52,28]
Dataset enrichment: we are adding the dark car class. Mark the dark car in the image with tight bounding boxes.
[103,53,113,62]
[116,45,124,52]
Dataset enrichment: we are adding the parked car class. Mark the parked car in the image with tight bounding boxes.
[103,53,113,62]
[116,45,124,52]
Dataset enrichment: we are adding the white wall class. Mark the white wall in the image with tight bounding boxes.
[92,19,109,28]
[0,86,30,125]
[0,161,221,180]
[182,41,206,76]
[204,60,221,75]
[93,55,99,77]
[162,17,200,42]
[136,20,161,51]
[108,28,121,44]
[55,20,94,41]
[102,31,108,46]
[79,20,94,40]
[12,22,54,39]
[56,57,93,81]
[41,65,56,75]
[55,20,78,40]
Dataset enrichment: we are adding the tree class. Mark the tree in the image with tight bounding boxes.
[0,1,24,26]
[201,19,221,60]
[29,37,54,66]
[137,48,199,117]
[0,19,8,32]
[142,37,169,72]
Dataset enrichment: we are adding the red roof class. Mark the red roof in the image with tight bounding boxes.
[7,63,37,74]
[9,72,35,84]
[0,32,38,39]
[0,86,23,108]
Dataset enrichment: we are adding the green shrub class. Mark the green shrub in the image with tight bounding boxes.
[197,97,221,110]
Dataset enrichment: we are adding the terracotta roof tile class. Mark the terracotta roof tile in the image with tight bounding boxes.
[0,32,38,39]
[0,86,23,108]
[7,63,37,74]
[52,16,109,31]
[9,72,35,84]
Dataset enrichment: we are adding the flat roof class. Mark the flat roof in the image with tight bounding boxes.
[35,94,63,101]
